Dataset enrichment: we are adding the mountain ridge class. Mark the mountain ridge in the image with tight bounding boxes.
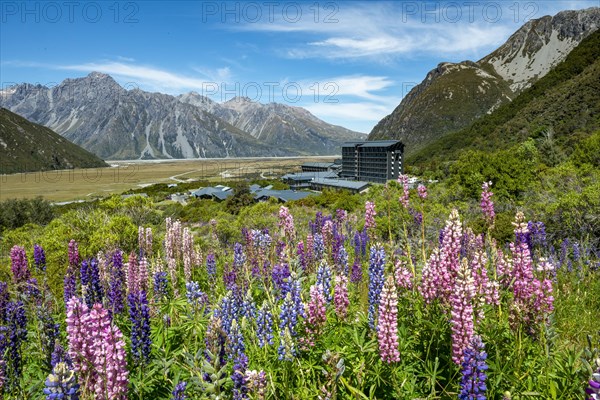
[0,73,365,160]
[368,7,600,155]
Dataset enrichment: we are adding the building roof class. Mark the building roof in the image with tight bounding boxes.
[212,190,233,201]
[301,162,336,169]
[312,178,370,191]
[341,140,402,148]
[253,189,315,202]
[281,171,338,181]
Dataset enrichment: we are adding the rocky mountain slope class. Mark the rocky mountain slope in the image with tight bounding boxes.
[369,7,600,155]
[409,29,600,167]
[0,73,364,160]
[0,108,108,174]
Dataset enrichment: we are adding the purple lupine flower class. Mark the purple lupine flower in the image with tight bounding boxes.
[68,240,79,268]
[171,381,187,400]
[271,263,291,299]
[587,368,600,400]
[279,276,305,338]
[223,264,238,291]
[313,234,325,262]
[277,327,296,361]
[4,301,27,390]
[368,244,386,329]
[34,244,47,272]
[245,370,267,400]
[480,182,495,224]
[153,272,169,300]
[316,261,333,303]
[256,302,274,348]
[227,319,245,361]
[527,221,547,250]
[206,253,217,277]
[186,281,208,311]
[297,242,306,272]
[378,276,400,363]
[417,184,428,199]
[394,259,413,290]
[63,267,78,308]
[51,342,72,369]
[0,282,8,321]
[306,284,327,335]
[10,245,30,284]
[241,290,256,321]
[25,278,41,300]
[38,306,60,368]
[128,290,152,364]
[43,362,80,400]
[398,175,410,209]
[232,352,249,400]
[350,259,363,284]
[217,291,237,335]
[81,259,104,308]
[0,326,6,390]
[233,242,246,270]
[107,250,126,315]
[336,246,349,276]
[458,335,488,400]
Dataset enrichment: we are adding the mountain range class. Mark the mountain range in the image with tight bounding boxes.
[368,7,600,155]
[0,108,108,174]
[0,74,365,160]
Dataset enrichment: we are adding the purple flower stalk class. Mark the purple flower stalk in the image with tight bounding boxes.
[245,370,267,400]
[316,261,333,303]
[51,342,72,369]
[459,335,488,400]
[128,290,152,364]
[171,381,187,400]
[108,250,126,315]
[313,234,325,262]
[233,242,246,270]
[186,281,208,311]
[417,184,428,199]
[587,369,600,400]
[4,301,27,390]
[34,244,47,272]
[277,327,296,362]
[480,182,495,224]
[394,259,413,290]
[10,245,30,284]
[43,362,80,400]
[256,301,274,348]
[153,272,169,299]
[378,276,400,363]
[81,259,104,308]
[206,253,217,276]
[68,240,79,268]
[368,244,386,329]
[350,259,363,284]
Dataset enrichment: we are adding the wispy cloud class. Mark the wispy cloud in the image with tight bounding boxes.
[237,2,531,61]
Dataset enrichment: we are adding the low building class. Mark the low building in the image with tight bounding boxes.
[253,189,315,203]
[301,162,338,172]
[281,171,338,190]
[191,185,233,201]
[310,178,370,194]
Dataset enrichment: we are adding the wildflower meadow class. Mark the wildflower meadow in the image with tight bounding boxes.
[0,178,599,399]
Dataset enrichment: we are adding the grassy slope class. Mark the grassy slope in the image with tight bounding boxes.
[0,108,108,174]
[408,30,600,167]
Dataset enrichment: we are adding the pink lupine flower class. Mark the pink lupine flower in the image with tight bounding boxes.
[377,276,400,363]
[333,275,349,319]
[183,227,194,282]
[417,184,428,199]
[480,182,495,223]
[66,298,128,399]
[307,284,327,328]
[278,206,296,242]
[470,249,499,323]
[450,259,476,364]
[398,174,410,209]
[145,227,153,256]
[10,245,30,284]
[394,259,413,290]
[439,209,463,302]
[419,249,443,304]
[364,201,376,234]
[321,220,334,250]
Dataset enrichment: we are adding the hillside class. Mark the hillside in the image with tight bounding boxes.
[408,29,600,168]
[0,108,108,174]
[369,7,600,155]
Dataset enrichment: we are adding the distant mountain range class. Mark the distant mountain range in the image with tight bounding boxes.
[0,73,365,160]
[368,7,600,155]
[0,108,108,173]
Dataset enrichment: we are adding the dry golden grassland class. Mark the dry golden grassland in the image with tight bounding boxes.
[0,156,335,202]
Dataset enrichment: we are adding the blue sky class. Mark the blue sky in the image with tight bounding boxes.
[1,1,597,132]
